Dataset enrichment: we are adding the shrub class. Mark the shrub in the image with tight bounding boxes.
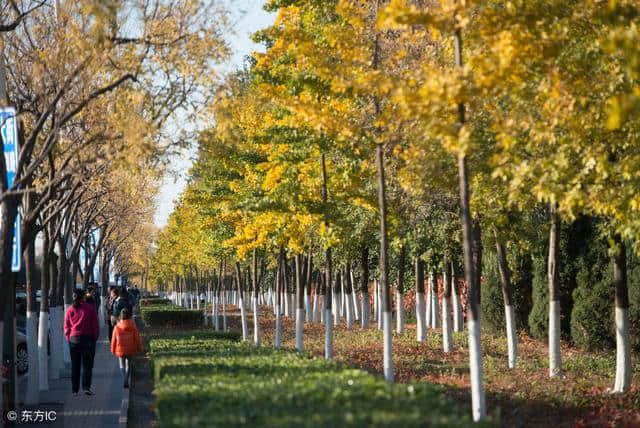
[141,304,203,327]
[528,255,549,340]
[141,298,171,306]
[570,256,614,350]
[149,333,491,428]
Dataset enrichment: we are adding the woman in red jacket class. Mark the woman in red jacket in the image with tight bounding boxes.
[110,307,141,388]
[64,290,99,396]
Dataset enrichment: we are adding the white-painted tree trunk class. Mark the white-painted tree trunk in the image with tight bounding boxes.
[426,285,432,329]
[549,300,562,377]
[333,292,339,326]
[613,307,631,392]
[377,283,383,331]
[396,290,404,334]
[442,296,453,353]
[505,304,517,369]
[295,308,304,352]
[351,271,360,321]
[416,292,425,342]
[284,291,289,317]
[25,311,39,405]
[319,297,324,323]
[325,308,333,359]
[468,318,486,421]
[345,292,353,328]
[383,311,393,382]
[431,281,440,329]
[222,295,227,332]
[49,306,64,380]
[312,294,319,323]
[304,294,310,322]
[213,295,219,331]
[275,305,282,349]
[340,279,345,317]
[373,280,378,322]
[453,288,463,332]
[38,312,49,391]
[253,298,260,347]
[361,293,370,329]
[290,294,295,317]
[239,297,248,342]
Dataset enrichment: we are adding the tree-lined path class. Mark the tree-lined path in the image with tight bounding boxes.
[19,324,127,428]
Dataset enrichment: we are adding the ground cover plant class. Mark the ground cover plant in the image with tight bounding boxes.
[148,329,489,428]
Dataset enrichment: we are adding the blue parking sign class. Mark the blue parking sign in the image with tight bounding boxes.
[1,107,21,272]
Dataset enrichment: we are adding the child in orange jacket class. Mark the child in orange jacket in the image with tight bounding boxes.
[110,307,141,388]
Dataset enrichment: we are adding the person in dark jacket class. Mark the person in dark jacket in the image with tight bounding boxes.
[104,286,116,340]
[111,288,131,325]
[64,290,99,396]
[87,284,101,314]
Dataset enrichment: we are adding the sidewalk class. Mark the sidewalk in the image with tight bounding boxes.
[18,324,129,428]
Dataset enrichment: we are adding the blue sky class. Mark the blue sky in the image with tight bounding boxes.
[153,0,275,228]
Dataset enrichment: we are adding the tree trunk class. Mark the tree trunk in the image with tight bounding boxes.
[495,231,517,369]
[548,205,562,377]
[426,273,432,329]
[23,232,39,405]
[333,270,341,326]
[454,22,486,420]
[305,255,312,322]
[452,261,463,332]
[361,247,370,329]
[442,254,453,353]
[253,248,260,347]
[295,253,304,352]
[415,257,426,342]
[275,251,283,349]
[396,246,406,334]
[235,263,248,342]
[39,228,51,391]
[321,153,333,359]
[612,234,630,392]
[0,196,19,414]
[376,142,393,383]
[430,269,440,328]
[345,263,354,328]
[49,241,64,381]
[222,260,227,332]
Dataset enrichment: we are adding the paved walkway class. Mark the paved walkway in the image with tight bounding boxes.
[17,324,128,428]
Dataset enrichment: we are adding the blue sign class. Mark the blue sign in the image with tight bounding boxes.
[1,107,21,272]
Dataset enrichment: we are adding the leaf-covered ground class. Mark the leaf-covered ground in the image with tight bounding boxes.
[218,306,640,427]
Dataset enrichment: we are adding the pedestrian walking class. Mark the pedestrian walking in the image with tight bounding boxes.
[87,284,101,313]
[111,288,131,326]
[110,307,141,388]
[64,290,99,396]
[104,286,116,341]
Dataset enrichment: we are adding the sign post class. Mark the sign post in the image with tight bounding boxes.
[0,106,20,272]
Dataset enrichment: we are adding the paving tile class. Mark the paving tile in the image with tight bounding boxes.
[16,325,127,428]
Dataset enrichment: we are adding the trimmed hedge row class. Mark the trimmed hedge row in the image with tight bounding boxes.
[141,303,203,327]
[140,297,171,306]
[149,332,491,428]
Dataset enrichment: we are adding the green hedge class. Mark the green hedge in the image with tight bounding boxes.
[141,304,203,327]
[149,333,492,428]
[140,298,171,306]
